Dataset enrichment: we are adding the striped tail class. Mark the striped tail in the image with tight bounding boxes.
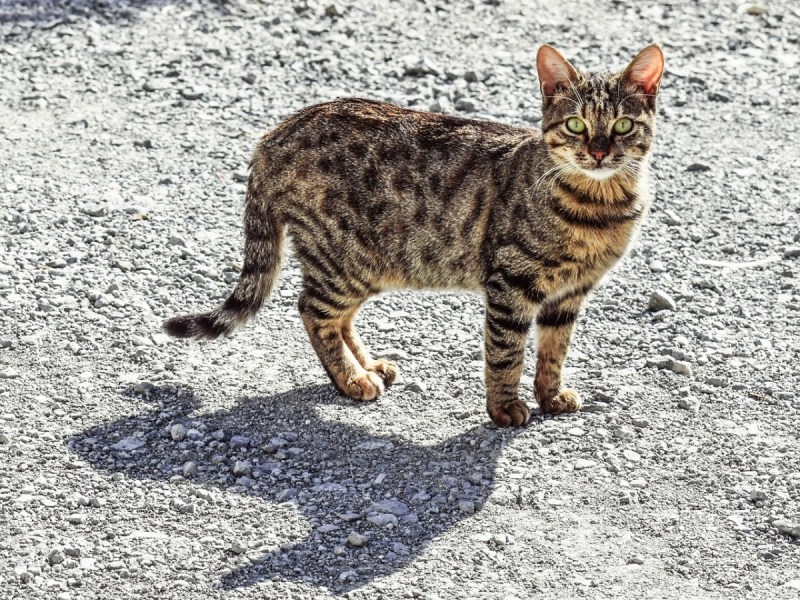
[163,172,284,340]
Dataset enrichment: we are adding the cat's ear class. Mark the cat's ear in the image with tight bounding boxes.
[622,45,664,96]
[536,45,579,97]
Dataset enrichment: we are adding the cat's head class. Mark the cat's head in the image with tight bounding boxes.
[536,45,664,182]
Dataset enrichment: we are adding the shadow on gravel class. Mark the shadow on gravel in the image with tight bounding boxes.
[67,384,522,593]
[1,0,238,31]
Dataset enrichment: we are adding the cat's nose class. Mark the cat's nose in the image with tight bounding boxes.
[588,135,610,162]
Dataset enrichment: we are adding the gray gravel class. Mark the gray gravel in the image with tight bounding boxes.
[2,1,800,599]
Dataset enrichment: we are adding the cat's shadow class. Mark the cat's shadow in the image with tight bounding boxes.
[66,384,527,593]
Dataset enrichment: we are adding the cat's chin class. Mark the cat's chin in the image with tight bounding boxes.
[577,167,618,181]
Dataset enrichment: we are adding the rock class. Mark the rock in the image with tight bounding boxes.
[739,3,767,16]
[66,514,86,524]
[672,361,692,376]
[455,97,477,112]
[233,170,249,183]
[230,540,247,554]
[458,500,475,514]
[622,449,641,462]
[678,397,701,411]
[631,417,650,428]
[229,435,251,449]
[347,531,368,547]
[686,163,711,173]
[232,460,251,476]
[646,356,674,370]
[378,348,409,361]
[0,368,20,379]
[180,87,207,100]
[170,424,187,441]
[371,498,410,516]
[648,290,676,312]
[627,555,645,565]
[783,246,800,259]
[708,91,731,103]
[773,519,800,538]
[111,437,145,451]
[367,513,398,527]
[574,459,596,470]
[182,461,197,478]
[81,204,107,217]
[405,381,426,393]
[47,547,66,565]
[324,3,345,17]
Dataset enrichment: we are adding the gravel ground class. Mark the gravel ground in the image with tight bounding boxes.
[1,1,799,598]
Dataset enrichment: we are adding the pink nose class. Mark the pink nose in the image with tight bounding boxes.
[591,149,607,161]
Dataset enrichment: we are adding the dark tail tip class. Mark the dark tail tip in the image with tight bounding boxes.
[162,312,232,340]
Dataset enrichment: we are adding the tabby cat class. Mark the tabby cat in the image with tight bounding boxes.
[164,44,664,427]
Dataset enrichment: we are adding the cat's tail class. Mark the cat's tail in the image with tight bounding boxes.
[162,170,284,340]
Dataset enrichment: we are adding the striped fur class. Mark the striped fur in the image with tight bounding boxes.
[163,45,664,427]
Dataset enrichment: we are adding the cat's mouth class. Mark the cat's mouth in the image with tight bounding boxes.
[579,166,618,181]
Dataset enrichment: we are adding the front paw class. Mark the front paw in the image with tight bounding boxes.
[538,389,582,415]
[368,359,398,385]
[487,398,531,427]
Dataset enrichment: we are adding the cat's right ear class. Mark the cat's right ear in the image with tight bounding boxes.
[536,45,579,98]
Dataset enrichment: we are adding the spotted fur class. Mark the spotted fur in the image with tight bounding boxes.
[164,45,664,427]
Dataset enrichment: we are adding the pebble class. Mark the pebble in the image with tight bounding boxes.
[623,449,641,462]
[405,381,426,393]
[232,460,251,476]
[678,397,701,411]
[0,368,21,379]
[371,498,410,516]
[455,97,477,112]
[783,246,800,259]
[367,513,398,527]
[648,290,676,312]
[230,435,251,449]
[111,437,145,451]
[170,424,187,441]
[627,556,645,565]
[182,461,198,478]
[574,459,596,470]
[47,547,66,565]
[671,361,693,376]
[458,500,475,514]
[66,514,86,524]
[230,540,247,554]
[773,519,800,538]
[347,531,368,547]
[686,162,711,172]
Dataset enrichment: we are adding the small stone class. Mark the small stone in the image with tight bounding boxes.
[81,204,106,217]
[347,531,368,547]
[111,437,145,452]
[631,418,650,428]
[0,368,21,379]
[230,540,246,554]
[47,547,66,565]
[574,459,596,470]
[648,290,676,312]
[708,91,731,103]
[630,478,648,489]
[672,361,693,376]
[170,424,187,441]
[378,348,409,361]
[678,397,701,411]
[773,519,800,538]
[783,246,800,259]
[182,461,197,478]
[627,556,645,565]
[623,449,641,462]
[686,162,711,173]
[646,356,674,370]
[649,259,666,272]
[371,498,410,516]
[324,3,345,16]
[66,514,86,525]
[567,427,585,437]
[0,433,9,444]
[455,97,477,112]
[232,460,251,476]
[740,3,767,16]
[230,435,251,449]
[458,500,475,514]
[367,513,398,527]
[181,87,206,100]
[233,170,249,183]
[405,381,426,393]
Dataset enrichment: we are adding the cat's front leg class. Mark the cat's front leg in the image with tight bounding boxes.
[534,289,589,414]
[483,286,537,427]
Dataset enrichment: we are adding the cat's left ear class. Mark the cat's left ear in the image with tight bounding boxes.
[622,45,664,95]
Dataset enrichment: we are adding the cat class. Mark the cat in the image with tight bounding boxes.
[163,44,664,427]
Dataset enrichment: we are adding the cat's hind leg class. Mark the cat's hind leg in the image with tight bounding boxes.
[298,289,384,401]
[340,309,398,385]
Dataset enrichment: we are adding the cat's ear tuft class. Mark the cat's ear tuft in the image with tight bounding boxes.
[536,45,579,97]
[622,45,664,96]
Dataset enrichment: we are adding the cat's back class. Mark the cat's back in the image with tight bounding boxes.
[262,97,536,154]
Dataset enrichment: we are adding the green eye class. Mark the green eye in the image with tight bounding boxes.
[565,117,586,134]
[613,117,633,135]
